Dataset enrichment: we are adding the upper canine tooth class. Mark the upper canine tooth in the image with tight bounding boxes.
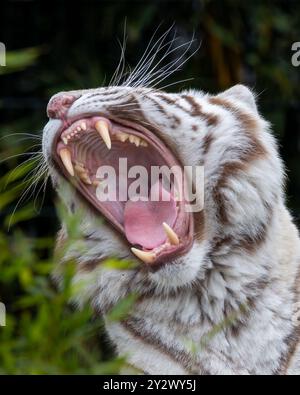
[95,120,111,150]
[81,122,87,131]
[162,222,179,245]
[131,248,155,264]
[62,136,68,145]
[59,148,74,177]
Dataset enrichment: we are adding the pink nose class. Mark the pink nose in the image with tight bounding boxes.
[47,94,76,119]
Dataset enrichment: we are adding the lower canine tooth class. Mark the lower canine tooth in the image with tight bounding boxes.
[162,222,179,245]
[131,248,155,264]
[62,136,68,145]
[59,148,74,177]
[95,120,111,150]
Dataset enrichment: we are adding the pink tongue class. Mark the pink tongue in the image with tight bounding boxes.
[124,182,177,249]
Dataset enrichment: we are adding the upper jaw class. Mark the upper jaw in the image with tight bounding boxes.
[50,113,194,267]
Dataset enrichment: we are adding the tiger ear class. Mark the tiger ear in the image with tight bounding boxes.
[217,84,258,113]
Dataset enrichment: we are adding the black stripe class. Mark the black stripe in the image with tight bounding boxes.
[121,317,209,374]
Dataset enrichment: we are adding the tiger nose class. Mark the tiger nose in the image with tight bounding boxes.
[47,94,76,119]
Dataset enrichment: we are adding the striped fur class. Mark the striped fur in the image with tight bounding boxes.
[43,84,300,375]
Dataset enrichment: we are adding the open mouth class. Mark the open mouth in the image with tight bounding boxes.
[52,116,194,266]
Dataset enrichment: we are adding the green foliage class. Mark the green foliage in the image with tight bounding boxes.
[0,156,138,374]
[0,166,129,373]
[0,47,42,75]
[106,293,139,323]
[0,231,97,374]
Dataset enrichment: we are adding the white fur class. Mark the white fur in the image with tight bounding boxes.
[43,84,300,375]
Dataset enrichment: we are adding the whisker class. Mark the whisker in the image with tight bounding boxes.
[33,171,50,211]
[7,166,49,230]
[141,34,198,89]
[123,24,174,87]
[0,151,43,165]
[112,25,198,93]
[157,77,194,91]
[110,20,128,86]
[3,155,43,188]
[128,32,180,87]
[0,132,42,142]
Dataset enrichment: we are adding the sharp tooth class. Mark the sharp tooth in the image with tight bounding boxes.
[80,174,92,185]
[118,132,128,142]
[81,122,87,131]
[59,148,74,176]
[75,164,91,184]
[129,135,141,146]
[62,136,68,145]
[74,163,86,174]
[95,120,111,149]
[131,248,155,264]
[140,140,148,147]
[162,222,179,245]
[134,137,140,147]
[129,135,135,144]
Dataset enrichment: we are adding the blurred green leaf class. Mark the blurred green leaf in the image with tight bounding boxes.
[106,293,139,322]
[103,257,138,271]
[4,203,38,227]
[0,47,42,75]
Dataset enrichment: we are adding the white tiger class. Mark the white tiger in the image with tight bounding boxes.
[42,79,300,375]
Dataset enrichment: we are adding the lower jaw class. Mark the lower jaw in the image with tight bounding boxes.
[52,115,194,266]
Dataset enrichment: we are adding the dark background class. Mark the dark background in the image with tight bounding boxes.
[0,0,300,374]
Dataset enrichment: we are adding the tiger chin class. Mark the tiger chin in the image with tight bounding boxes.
[42,83,300,375]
